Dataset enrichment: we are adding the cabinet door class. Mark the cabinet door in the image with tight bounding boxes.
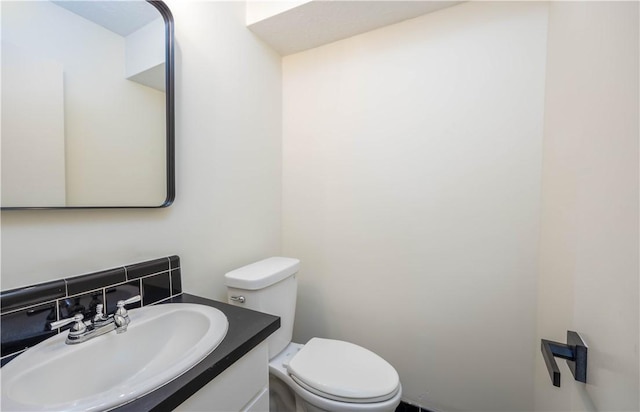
[176,342,269,412]
[242,388,269,412]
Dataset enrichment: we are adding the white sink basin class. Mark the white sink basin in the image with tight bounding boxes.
[1,303,228,411]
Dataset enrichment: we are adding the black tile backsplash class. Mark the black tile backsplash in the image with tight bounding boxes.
[66,268,126,296]
[0,256,182,363]
[126,258,170,280]
[1,302,58,357]
[142,271,171,304]
[58,290,104,323]
[0,279,66,312]
[105,281,142,315]
[171,268,183,295]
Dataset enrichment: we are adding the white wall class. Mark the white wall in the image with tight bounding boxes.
[535,2,639,411]
[282,2,549,411]
[0,1,282,303]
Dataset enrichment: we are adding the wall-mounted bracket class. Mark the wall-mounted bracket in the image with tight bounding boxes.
[541,330,588,387]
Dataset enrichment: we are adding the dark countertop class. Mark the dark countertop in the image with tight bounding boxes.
[114,293,280,411]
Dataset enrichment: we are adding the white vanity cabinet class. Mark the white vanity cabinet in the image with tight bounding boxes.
[175,341,269,412]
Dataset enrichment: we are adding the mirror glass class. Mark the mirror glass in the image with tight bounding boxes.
[1,0,174,208]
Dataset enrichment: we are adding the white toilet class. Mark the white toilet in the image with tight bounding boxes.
[225,257,402,412]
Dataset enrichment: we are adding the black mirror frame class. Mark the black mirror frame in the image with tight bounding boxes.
[2,0,175,210]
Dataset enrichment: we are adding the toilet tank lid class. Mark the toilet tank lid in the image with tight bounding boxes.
[224,257,300,290]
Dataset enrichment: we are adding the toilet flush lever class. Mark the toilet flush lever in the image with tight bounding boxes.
[230,295,245,304]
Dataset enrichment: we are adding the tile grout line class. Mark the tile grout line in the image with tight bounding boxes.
[167,257,173,299]
[1,299,59,316]
[139,278,144,306]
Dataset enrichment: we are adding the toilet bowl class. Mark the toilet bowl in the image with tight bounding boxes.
[225,257,402,412]
[269,341,402,412]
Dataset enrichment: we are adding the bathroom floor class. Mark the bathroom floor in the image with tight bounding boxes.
[396,401,430,412]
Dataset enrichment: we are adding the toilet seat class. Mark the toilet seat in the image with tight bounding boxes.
[286,338,400,404]
[289,375,400,404]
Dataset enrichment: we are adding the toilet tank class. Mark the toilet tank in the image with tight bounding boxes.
[224,257,299,359]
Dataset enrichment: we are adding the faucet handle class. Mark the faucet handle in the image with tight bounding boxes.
[115,295,141,317]
[118,295,141,306]
[50,313,86,336]
[114,295,140,334]
[116,295,141,311]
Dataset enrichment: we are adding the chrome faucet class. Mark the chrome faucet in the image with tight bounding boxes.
[50,295,141,344]
[113,297,137,333]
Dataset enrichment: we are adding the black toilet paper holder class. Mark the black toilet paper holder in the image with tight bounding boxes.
[541,330,587,387]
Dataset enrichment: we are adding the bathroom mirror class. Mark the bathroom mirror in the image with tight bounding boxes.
[1,0,174,209]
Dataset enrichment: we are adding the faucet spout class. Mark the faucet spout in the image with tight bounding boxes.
[66,319,116,344]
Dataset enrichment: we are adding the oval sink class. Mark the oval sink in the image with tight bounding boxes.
[1,303,228,411]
